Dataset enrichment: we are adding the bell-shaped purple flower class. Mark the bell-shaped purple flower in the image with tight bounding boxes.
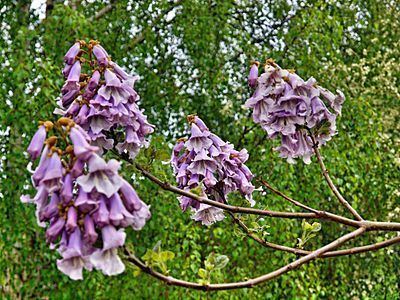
[130,203,151,230]
[27,126,46,160]
[89,132,114,154]
[119,179,143,211]
[82,70,100,100]
[75,104,90,125]
[111,62,138,88]
[57,228,92,280]
[40,152,63,193]
[32,146,50,186]
[66,206,78,233]
[97,69,134,106]
[179,193,200,211]
[39,192,60,222]
[89,225,126,276]
[77,153,123,198]
[61,173,74,203]
[46,217,65,243]
[109,193,134,227]
[191,204,225,226]
[75,188,97,213]
[70,158,85,178]
[62,64,72,78]
[83,215,98,244]
[21,184,49,227]
[185,123,212,152]
[69,126,98,160]
[90,247,125,276]
[92,44,109,67]
[187,149,217,176]
[61,61,81,107]
[64,42,81,65]
[319,87,345,115]
[92,195,110,226]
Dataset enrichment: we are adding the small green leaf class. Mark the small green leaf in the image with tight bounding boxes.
[302,220,313,232]
[311,222,321,232]
[190,185,204,196]
[214,255,229,269]
[160,251,175,261]
[142,249,155,264]
[205,260,214,271]
[152,240,162,252]
[198,268,208,279]
[132,266,141,277]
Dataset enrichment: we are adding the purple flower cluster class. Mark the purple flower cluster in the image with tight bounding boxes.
[170,115,255,226]
[57,40,154,159]
[21,118,150,280]
[245,60,345,164]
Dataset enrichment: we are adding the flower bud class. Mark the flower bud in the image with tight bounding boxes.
[248,61,259,88]
[64,42,80,65]
[27,126,47,160]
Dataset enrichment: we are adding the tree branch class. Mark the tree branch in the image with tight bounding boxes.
[229,213,400,258]
[124,227,366,290]
[132,161,360,227]
[115,152,400,231]
[310,134,363,221]
[90,0,117,21]
[259,179,320,214]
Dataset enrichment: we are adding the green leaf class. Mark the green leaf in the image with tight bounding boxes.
[142,249,155,264]
[159,251,175,262]
[205,260,214,271]
[302,220,313,232]
[132,266,141,277]
[310,222,321,232]
[152,240,162,252]
[214,255,229,269]
[198,268,208,279]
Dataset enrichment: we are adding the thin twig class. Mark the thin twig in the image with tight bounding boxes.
[310,134,363,221]
[90,0,116,21]
[259,179,320,214]
[124,227,366,291]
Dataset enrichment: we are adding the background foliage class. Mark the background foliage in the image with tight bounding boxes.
[1,0,399,298]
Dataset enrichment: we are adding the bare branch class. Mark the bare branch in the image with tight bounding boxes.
[90,0,117,21]
[310,134,363,221]
[259,179,320,214]
[124,227,366,290]
[133,161,366,227]
[116,153,400,231]
[229,213,400,258]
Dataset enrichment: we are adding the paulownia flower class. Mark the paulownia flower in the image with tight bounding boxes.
[171,115,255,226]
[245,60,345,163]
[21,116,151,280]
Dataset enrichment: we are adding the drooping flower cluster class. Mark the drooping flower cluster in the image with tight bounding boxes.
[56,40,154,158]
[245,59,345,164]
[21,117,151,280]
[170,115,255,225]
